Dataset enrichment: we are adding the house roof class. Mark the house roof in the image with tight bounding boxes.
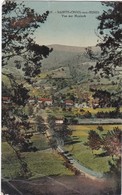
[38,98,52,102]
[65,100,74,104]
[2,97,11,100]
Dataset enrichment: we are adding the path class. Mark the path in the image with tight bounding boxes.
[39,109,104,180]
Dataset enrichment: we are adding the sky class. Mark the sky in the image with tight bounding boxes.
[24,2,104,47]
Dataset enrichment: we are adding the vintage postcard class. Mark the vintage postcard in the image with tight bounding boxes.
[2,1,122,194]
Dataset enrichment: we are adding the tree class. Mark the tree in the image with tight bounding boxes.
[87,130,102,153]
[103,128,121,194]
[107,158,121,195]
[26,104,34,116]
[102,127,121,158]
[86,2,122,108]
[48,138,57,150]
[86,127,121,193]
[58,123,72,142]
[97,126,104,132]
[92,89,111,108]
[87,2,122,78]
[2,1,52,74]
[2,1,52,178]
[47,115,56,130]
[35,115,47,134]
[87,127,121,157]
[86,3,122,193]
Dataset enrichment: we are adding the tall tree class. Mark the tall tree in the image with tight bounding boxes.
[86,2,122,109]
[87,130,102,153]
[87,2,122,78]
[2,0,52,177]
[102,127,121,158]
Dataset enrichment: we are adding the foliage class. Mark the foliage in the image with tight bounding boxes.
[2,1,52,76]
[87,127,121,157]
[35,115,47,133]
[102,127,121,157]
[86,2,122,141]
[106,158,121,194]
[48,138,57,150]
[87,130,102,152]
[83,111,92,118]
[86,126,121,193]
[95,108,122,118]
[87,2,122,78]
[57,123,72,142]
[90,88,122,108]
[2,142,72,179]
[2,0,52,177]
[87,2,122,115]
[97,126,104,132]
[47,115,56,129]
[47,115,72,144]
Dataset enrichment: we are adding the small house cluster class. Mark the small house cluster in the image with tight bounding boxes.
[2,97,11,104]
[2,95,100,109]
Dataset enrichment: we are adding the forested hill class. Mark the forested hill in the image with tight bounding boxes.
[41,44,99,72]
[2,44,119,96]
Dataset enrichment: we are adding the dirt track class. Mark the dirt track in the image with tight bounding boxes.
[2,175,118,195]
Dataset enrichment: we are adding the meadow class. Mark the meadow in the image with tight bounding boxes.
[2,134,73,179]
[64,124,122,173]
[46,106,122,118]
[2,122,122,179]
[70,124,122,138]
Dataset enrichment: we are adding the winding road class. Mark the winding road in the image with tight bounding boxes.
[39,109,104,180]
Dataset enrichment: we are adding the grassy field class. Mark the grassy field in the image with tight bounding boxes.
[70,124,122,138]
[2,135,73,179]
[64,143,111,173]
[64,124,122,173]
[76,107,116,114]
[31,134,49,150]
[2,123,121,179]
[46,107,122,118]
[46,108,75,118]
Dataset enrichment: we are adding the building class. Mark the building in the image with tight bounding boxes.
[2,96,11,104]
[65,100,74,107]
[38,98,53,106]
[55,118,64,124]
[28,98,35,104]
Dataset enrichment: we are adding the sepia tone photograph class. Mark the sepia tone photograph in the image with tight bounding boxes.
[1,1,122,194]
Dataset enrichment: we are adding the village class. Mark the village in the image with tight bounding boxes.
[2,93,100,109]
[2,1,122,194]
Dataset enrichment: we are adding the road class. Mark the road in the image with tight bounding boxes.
[39,109,104,180]
[76,118,122,125]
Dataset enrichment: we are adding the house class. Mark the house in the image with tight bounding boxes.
[55,118,64,124]
[28,98,35,104]
[65,100,74,107]
[38,98,53,106]
[74,102,88,108]
[2,96,11,104]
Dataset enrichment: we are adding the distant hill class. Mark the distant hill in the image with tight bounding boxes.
[3,44,118,96]
[41,44,98,72]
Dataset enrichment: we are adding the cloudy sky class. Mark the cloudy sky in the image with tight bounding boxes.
[25,1,104,47]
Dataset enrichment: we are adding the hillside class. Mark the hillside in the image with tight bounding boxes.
[41,44,97,72]
[2,44,119,97]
